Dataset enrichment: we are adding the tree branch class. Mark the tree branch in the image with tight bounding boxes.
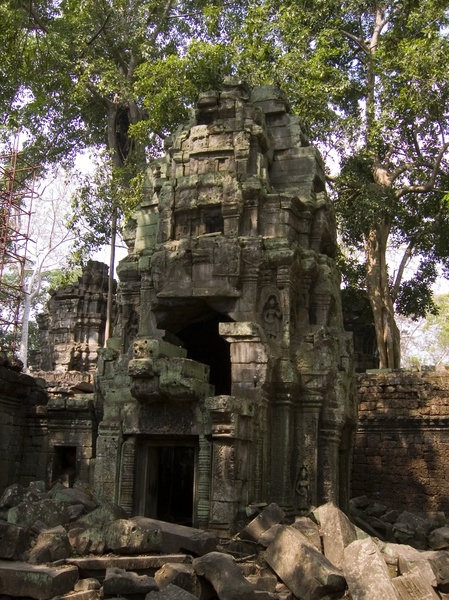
[392,241,414,301]
[395,142,449,198]
[86,13,112,45]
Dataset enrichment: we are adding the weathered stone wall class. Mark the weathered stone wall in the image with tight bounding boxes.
[352,369,449,514]
[31,260,111,373]
[0,365,99,495]
[0,365,48,492]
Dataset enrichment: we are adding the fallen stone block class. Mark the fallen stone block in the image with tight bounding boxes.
[77,502,127,528]
[8,498,71,529]
[422,550,449,592]
[0,560,79,599]
[0,483,26,509]
[155,562,204,597]
[314,502,356,568]
[147,583,199,600]
[130,517,217,556]
[74,578,102,591]
[392,566,439,599]
[428,527,449,550]
[103,567,159,595]
[343,537,398,600]
[29,525,72,564]
[292,517,321,551]
[393,511,431,549]
[257,524,285,548]
[70,526,106,556]
[66,554,189,579]
[265,526,346,599]
[193,551,255,600]
[382,543,437,587]
[0,520,31,560]
[104,518,163,554]
[51,487,98,511]
[53,591,101,600]
[239,503,285,543]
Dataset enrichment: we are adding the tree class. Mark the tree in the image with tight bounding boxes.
[229,0,449,368]
[1,0,244,339]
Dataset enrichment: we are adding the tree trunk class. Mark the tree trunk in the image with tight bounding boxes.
[364,220,401,369]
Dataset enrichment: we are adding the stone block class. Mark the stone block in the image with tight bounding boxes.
[343,537,398,600]
[292,517,322,551]
[147,583,199,600]
[103,567,158,595]
[0,560,79,599]
[29,525,72,564]
[104,518,163,554]
[428,527,449,550]
[382,543,437,587]
[314,502,357,568]
[240,503,285,543]
[392,566,439,599]
[155,563,203,597]
[0,521,31,560]
[265,526,346,599]
[8,499,70,529]
[193,552,255,600]
[130,517,218,556]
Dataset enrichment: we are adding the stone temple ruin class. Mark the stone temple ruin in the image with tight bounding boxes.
[93,80,357,532]
[1,80,357,535]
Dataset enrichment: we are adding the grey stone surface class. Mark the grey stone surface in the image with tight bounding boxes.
[28,525,72,564]
[392,566,439,599]
[146,583,199,600]
[292,516,322,551]
[240,503,285,544]
[193,551,256,600]
[0,520,31,560]
[265,525,346,599]
[103,567,159,595]
[155,562,202,596]
[127,517,218,556]
[0,560,79,600]
[343,537,398,599]
[104,518,163,554]
[314,501,357,568]
[8,498,70,529]
[382,543,437,587]
[428,527,449,550]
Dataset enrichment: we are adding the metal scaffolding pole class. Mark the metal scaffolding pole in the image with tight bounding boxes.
[0,134,39,355]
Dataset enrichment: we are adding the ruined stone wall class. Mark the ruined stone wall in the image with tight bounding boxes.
[0,364,99,495]
[31,261,111,373]
[0,365,48,492]
[352,369,449,514]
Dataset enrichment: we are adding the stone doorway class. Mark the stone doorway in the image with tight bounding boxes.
[52,445,77,486]
[134,439,198,526]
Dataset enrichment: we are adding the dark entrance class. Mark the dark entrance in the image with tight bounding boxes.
[134,439,197,526]
[52,445,77,486]
[176,314,232,395]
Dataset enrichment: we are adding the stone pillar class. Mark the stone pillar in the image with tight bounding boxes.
[294,393,323,509]
[197,434,212,528]
[118,436,137,515]
[318,429,342,505]
[94,419,123,504]
[270,388,296,513]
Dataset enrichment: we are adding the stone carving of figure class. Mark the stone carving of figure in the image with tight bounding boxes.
[263,295,282,339]
[295,465,310,513]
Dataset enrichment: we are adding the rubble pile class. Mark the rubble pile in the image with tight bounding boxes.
[1,482,449,599]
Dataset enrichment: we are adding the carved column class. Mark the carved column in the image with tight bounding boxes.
[94,419,123,504]
[318,428,342,505]
[295,392,323,509]
[270,386,296,513]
